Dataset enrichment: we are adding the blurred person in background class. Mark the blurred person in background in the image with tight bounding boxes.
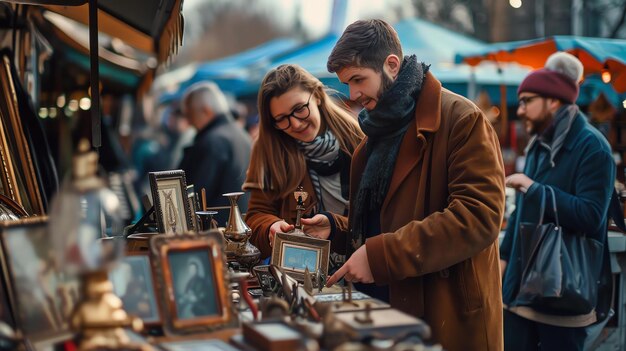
[165,104,196,169]
[500,52,615,351]
[244,64,363,259]
[179,82,251,226]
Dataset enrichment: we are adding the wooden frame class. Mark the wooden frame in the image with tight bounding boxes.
[0,194,27,220]
[149,170,193,235]
[0,216,79,345]
[150,231,232,335]
[271,232,330,282]
[186,184,198,231]
[109,252,162,327]
[0,54,44,215]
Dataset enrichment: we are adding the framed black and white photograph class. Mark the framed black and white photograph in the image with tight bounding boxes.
[149,170,193,235]
[151,230,232,335]
[271,232,330,282]
[0,217,80,344]
[109,252,161,326]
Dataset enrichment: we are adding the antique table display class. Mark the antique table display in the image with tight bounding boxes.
[0,159,443,350]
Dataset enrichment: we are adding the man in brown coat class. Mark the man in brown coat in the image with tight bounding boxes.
[302,19,505,350]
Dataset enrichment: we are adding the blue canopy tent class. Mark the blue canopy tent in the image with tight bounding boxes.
[246,34,343,95]
[250,18,528,105]
[454,35,626,106]
[155,38,299,104]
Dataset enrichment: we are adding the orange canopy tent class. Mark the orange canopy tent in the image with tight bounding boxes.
[455,36,626,94]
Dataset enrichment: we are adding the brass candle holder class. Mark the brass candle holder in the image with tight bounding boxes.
[292,186,308,235]
[223,192,260,269]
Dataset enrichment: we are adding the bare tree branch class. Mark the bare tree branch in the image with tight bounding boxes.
[609,2,626,38]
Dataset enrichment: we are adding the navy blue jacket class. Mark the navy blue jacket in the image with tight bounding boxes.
[179,115,252,226]
[500,111,615,307]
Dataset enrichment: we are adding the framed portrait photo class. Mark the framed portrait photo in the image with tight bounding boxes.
[150,230,232,335]
[0,217,80,345]
[271,232,330,282]
[149,170,193,235]
[109,252,162,327]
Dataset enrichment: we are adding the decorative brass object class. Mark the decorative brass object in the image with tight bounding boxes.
[223,192,260,269]
[292,186,308,235]
[71,270,153,351]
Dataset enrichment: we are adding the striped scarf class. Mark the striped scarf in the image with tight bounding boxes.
[296,130,343,212]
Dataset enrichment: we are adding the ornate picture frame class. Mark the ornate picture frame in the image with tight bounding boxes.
[109,252,162,327]
[150,230,232,335]
[0,216,80,346]
[149,170,193,235]
[271,232,330,282]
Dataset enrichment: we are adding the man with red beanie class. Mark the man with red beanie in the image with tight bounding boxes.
[500,52,616,350]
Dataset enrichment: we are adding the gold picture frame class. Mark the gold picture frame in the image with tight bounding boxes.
[150,230,233,335]
[149,170,193,235]
[271,232,330,282]
[0,54,44,215]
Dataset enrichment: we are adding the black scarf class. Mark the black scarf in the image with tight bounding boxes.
[351,55,429,251]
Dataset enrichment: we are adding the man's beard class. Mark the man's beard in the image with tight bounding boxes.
[377,71,395,99]
[525,114,552,136]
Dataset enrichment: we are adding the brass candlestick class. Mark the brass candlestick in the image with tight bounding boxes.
[292,186,308,235]
[223,192,260,269]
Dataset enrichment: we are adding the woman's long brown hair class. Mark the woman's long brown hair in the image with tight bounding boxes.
[245,64,364,199]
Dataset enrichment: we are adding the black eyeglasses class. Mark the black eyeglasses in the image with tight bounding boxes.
[272,92,313,130]
[518,95,542,108]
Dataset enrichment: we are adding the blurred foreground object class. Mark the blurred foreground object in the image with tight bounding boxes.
[48,139,150,350]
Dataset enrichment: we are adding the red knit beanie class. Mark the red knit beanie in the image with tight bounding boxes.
[517,68,579,104]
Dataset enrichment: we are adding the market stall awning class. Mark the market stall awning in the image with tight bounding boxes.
[154,38,300,103]
[250,18,527,104]
[42,0,183,65]
[14,0,184,148]
[455,36,626,93]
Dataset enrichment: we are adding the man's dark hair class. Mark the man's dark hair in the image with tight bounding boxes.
[327,19,403,73]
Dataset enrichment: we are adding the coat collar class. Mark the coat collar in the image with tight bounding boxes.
[413,71,442,135]
[383,73,442,214]
[352,72,443,216]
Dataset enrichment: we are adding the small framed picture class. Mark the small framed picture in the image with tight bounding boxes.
[186,184,199,231]
[150,230,232,334]
[149,170,193,235]
[0,217,80,345]
[109,252,161,327]
[271,232,330,282]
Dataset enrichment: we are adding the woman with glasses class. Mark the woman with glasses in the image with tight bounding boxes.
[244,64,364,258]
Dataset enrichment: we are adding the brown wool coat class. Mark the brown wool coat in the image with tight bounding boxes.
[332,72,505,351]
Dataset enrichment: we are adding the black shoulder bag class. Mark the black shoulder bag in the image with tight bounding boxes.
[515,186,604,316]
